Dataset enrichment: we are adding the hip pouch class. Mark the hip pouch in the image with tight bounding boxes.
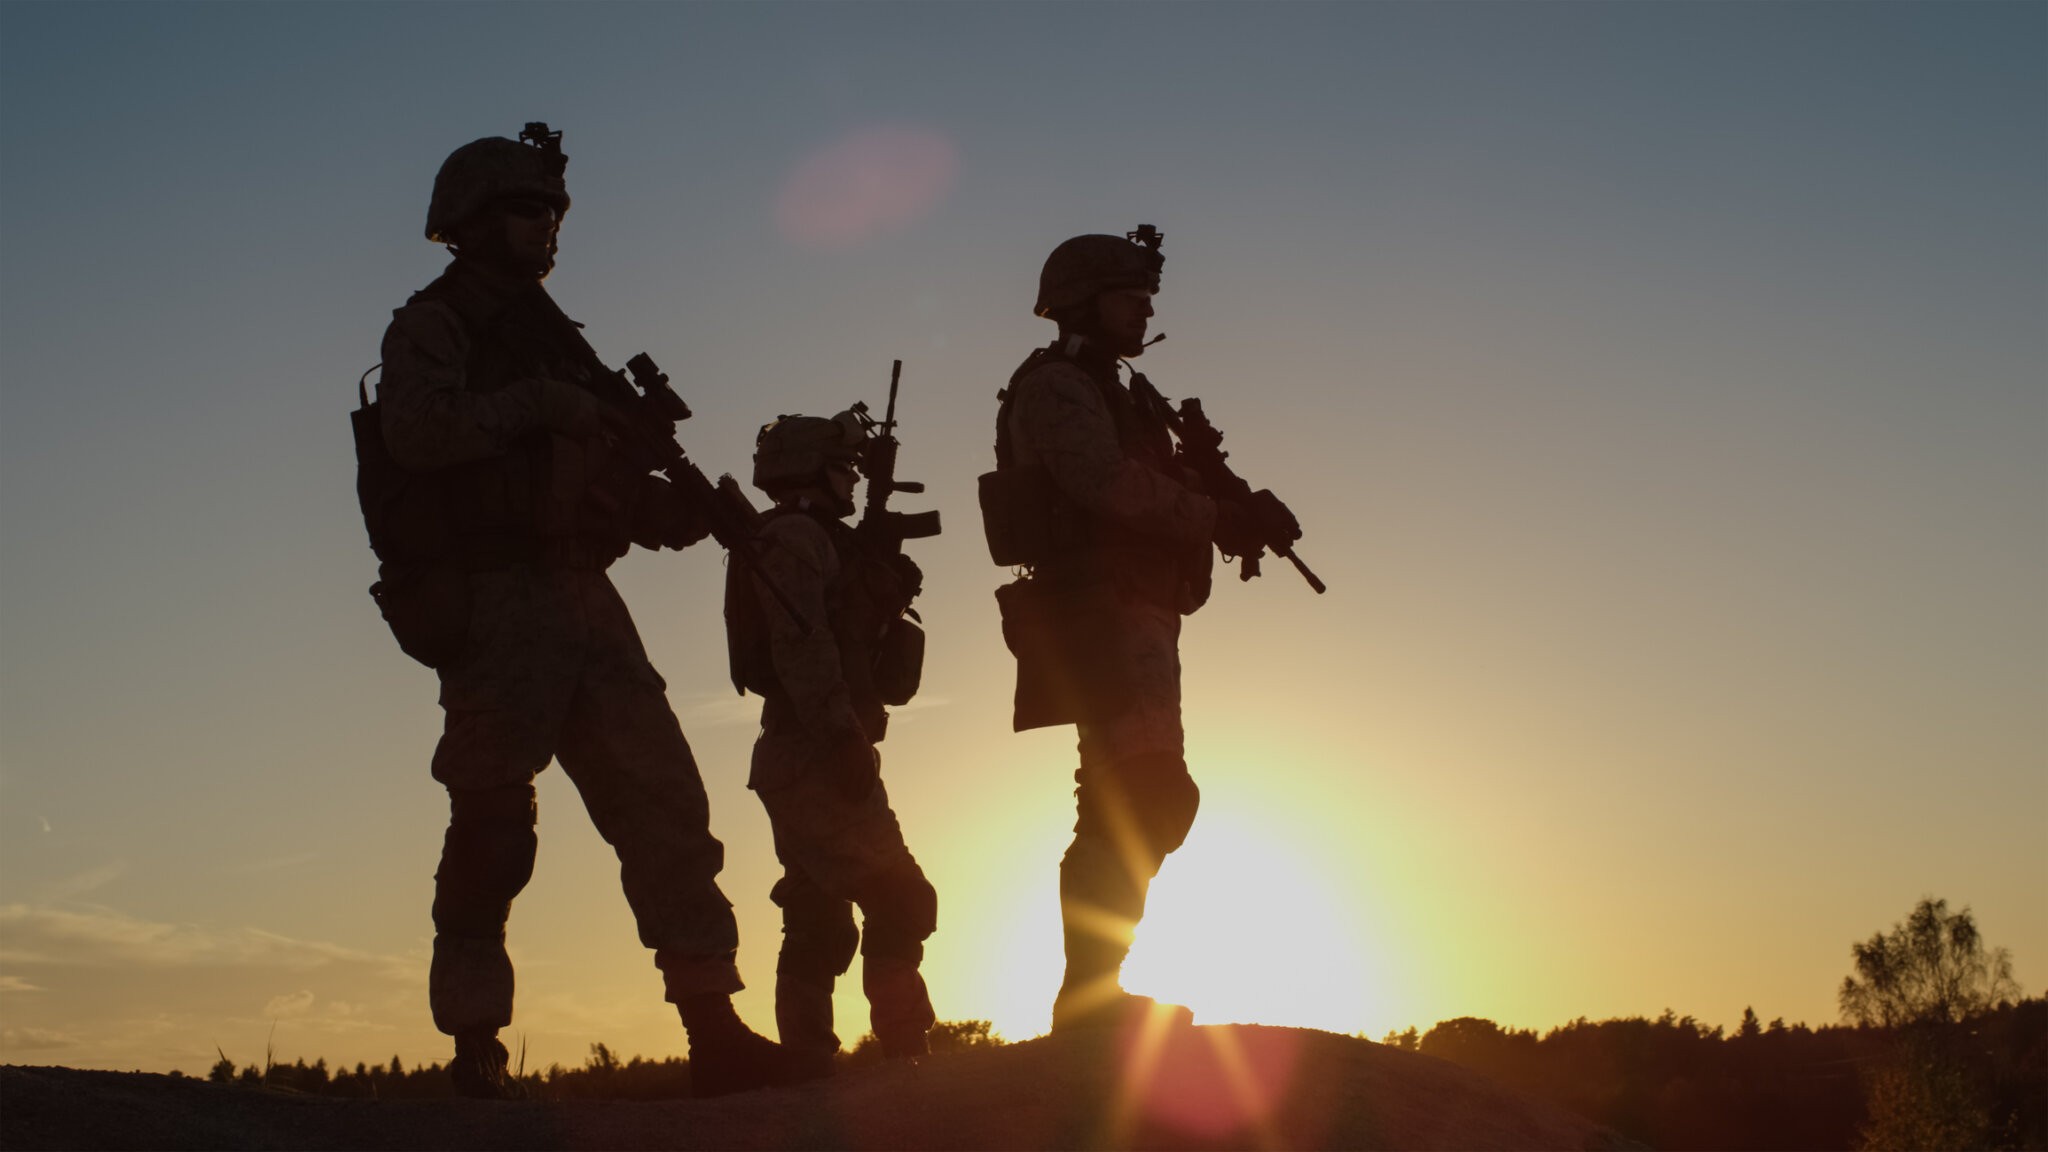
[369,562,472,670]
[873,616,926,707]
[994,576,1135,731]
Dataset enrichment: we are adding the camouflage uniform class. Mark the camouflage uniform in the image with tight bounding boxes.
[743,506,937,1064]
[378,259,744,1038]
[1001,335,1217,1013]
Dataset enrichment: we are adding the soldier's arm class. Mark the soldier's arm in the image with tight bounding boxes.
[755,516,865,740]
[377,299,596,471]
[1009,362,1216,545]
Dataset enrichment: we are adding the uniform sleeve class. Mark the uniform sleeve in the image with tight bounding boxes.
[1008,362,1217,546]
[377,299,564,471]
[754,516,865,740]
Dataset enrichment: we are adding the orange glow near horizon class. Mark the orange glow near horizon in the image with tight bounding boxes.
[1122,807,1383,1035]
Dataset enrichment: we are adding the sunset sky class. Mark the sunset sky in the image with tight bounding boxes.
[2,3,2041,1076]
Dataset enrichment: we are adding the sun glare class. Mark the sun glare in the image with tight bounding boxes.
[1119,811,1381,1035]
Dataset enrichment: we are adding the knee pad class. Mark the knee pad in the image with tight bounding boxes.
[855,860,938,962]
[433,783,538,938]
[771,875,859,981]
[1133,758,1200,859]
[1074,755,1200,869]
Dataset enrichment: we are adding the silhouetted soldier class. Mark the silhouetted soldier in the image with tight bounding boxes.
[357,124,782,1098]
[980,229,1301,1032]
[725,413,938,1077]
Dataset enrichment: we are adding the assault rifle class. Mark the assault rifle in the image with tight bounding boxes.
[1129,370,1326,594]
[615,353,813,632]
[850,360,942,588]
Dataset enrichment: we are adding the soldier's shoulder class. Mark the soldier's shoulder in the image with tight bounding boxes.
[1013,355,1096,397]
[759,509,837,559]
[383,293,467,356]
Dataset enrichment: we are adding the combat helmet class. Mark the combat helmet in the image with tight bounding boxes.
[425,123,571,245]
[1034,226,1164,318]
[752,411,867,495]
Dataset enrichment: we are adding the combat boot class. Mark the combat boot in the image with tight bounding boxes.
[679,993,789,1097]
[1051,986,1194,1034]
[448,1030,525,1100]
[1051,915,1192,1034]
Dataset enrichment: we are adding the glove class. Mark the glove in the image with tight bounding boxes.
[888,553,925,600]
[639,476,712,551]
[1213,489,1301,557]
[1249,489,1302,544]
[532,377,604,439]
[826,729,881,801]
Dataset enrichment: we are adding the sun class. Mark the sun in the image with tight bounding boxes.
[1118,810,1384,1034]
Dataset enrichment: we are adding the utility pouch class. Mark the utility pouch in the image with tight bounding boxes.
[369,562,471,670]
[994,576,1134,731]
[873,615,925,707]
[977,468,1048,567]
[723,557,779,697]
[353,364,450,563]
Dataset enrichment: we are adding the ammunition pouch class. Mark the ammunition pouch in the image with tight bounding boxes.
[873,615,925,707]
[977,466,1094,569]
[994,574,1135,731]
[370,562,472,670]
[977,468,1043,567]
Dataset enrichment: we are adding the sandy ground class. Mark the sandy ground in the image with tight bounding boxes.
[1,1024,1638,1151]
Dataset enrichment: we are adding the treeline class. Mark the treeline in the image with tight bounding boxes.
[200,1019,1005,1102]
[192,1006,2045,1148]
[1391,998,2045,1150]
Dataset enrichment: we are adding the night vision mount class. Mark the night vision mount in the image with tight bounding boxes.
[519,122,567,175]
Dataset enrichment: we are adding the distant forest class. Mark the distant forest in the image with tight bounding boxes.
[190,1002,2044,1151]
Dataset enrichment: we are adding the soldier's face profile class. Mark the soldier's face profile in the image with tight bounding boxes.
[1094,287,1156,357]
[489,198,562,280]
[825,459,860,508]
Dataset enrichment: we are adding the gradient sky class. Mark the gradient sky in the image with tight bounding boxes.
[2,2,2042,1076]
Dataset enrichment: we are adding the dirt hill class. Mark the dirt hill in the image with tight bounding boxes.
[1,1024,1637,1150]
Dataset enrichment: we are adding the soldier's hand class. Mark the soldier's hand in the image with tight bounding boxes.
[1214,490,1301,557]
[534,378,606,439]
[1212,499,1262,558]
[827,730,880,801]
[888,553,925,599]
[1248,489,1302,544]
[641,476,713,550]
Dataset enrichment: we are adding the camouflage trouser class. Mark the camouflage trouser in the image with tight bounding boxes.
[426,566,740,1036]
[1061,596,1199,985]
[751,723,937,1057]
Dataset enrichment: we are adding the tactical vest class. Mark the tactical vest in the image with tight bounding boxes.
[725,505,920,743]
[981,339,1199,608]
[359,263,639,570]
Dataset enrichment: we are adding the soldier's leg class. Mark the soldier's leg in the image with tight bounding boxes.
[758,758,936,1061]
[426,569,581,1096]
[428,781,538,1036]
[427,573,575,1020]
[851,854,939,1058]
[553,575,778,1096]
[768,868,857,1074]
[1056,600,1197,1028]
[553,575,739,982]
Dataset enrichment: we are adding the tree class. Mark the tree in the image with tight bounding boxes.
[1839,897,2020,1028]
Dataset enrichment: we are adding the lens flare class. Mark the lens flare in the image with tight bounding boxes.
[774,124,958,249]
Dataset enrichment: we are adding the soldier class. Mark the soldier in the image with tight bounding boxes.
[359,124,783,1098]
[725,413,939,1077]
[980,229,1301,1032]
